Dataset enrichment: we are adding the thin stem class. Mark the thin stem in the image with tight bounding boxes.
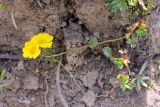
[43,36,126,58]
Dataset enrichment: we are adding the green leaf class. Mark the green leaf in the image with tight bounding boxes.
[142,76,150,80]
[121,84,126,91]
[88,37,98,49]
[0,4,5,12]
[113,58,125,69]
[128,0,137,6]
[42,49,57,62]
[136,27,147,37]
[136,80,141,91]
[124,82,133,90]
[103,47,112,58]
[126,37,138,48]
[138,0,148,11]
[140,80,148,87]
[107,0,128,12]
[0,70,6,81]
[139,61,148,75]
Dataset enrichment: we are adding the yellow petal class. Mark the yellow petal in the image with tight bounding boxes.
[31,33,54,48]
[22,41,41,59]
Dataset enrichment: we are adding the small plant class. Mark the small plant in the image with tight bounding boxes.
[103,47,129,69]
[132,61,150,91]
[0,3,5,12]
[126,36,138,48]
[107,0,128,12]
[42,49,57,62]
[117,72,133,91]
[106,0,147,12]
[88,37,98,49]
[136,26,147,37]
[125,20,148,48]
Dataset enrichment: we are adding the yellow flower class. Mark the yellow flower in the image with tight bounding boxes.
[22,41,41,59]
[31,33,53,48]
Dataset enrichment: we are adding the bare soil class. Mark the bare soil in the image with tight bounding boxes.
[0,0,160,107]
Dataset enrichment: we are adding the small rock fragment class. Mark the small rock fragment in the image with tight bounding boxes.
[81,90,96,107]
[23,75,39,90]
[17,61,24,71]
[81,70,98,88]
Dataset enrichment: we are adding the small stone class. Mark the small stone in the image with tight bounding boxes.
[23,75,39,90]
[81,70,98,88]
[81,90,96,107]
[17,61,24,71]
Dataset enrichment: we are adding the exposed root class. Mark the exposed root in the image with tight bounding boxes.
[56,60,69,107]
[59,62,84,93]
[11,8,18,30]
[44,79,49,107]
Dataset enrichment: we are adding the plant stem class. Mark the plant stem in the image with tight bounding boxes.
[44,36,126,58]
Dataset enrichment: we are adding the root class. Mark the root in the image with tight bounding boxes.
[11,8,18,30]
[44,79,49,107]
[59,63,84,93]
[56,60,69,107]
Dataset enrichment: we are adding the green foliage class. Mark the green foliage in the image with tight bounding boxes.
[42,49,57,62]
[113,58,125,69]
[106,0,147,12]
[128,0,137,6]
[106,0,127,12]
[117,73,133,91]
[126,37,138,48]
[88,37,98,49]
[0,69,6,81]
[0,3,5,12]
[0,69,7,92]
[136,27,147,37]
[103,47,126,69]
[132,61,150,91]
[103,47,112,58]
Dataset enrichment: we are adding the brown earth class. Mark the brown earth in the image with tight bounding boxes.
[0,0,160,107]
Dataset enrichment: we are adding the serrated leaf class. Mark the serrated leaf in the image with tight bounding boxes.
[126,37,138,48]
[88,37,98,49]
[136,27,147,37]
[103,47,112,58]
